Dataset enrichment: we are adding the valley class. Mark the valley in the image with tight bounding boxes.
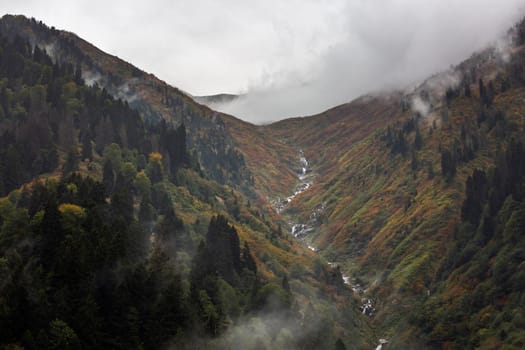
[267,147,389,348]
[226,18,525,348]
[1,12,525,350]
[0,15,369,350]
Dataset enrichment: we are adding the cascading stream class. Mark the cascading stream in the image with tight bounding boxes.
[274,150,388,348]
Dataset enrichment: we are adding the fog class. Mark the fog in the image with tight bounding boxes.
[3,0,525,123]
[212,0,525,123]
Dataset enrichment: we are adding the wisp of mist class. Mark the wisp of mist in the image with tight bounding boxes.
[209,0,525,124]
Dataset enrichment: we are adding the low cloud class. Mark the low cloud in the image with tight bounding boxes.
[4,0,525,123]
[411,96,431,118]
[212,0,525,123]
[82,69,140,104]
[82,69,102,87]
[169,308,334,350]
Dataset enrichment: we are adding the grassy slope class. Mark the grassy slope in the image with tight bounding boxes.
[221,114,298,198]
[266,94,402,171]
[242,40,525,347]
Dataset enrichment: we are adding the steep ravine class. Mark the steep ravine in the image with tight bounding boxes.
[272,151,316,246]
[273,150,388,349]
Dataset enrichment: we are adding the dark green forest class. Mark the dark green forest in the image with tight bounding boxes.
[0,24,350,350]
[0,31,192,196]
[6,12,525,350]
[0,171,265,348]
[0,31,248,349]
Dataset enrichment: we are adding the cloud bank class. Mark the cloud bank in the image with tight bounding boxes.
[213,0,525,123]
[3,0,525,123]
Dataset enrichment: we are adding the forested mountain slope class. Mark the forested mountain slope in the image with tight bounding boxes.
[0,15,363,350]
[250,18,525,349]
[3,12,525,350]
[0,14,268,193]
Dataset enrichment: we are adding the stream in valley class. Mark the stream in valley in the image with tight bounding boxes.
[273,151,387,349]
[273,151,354,289]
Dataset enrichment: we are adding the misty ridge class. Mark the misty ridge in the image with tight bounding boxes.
[206,0,525,124]
[2,1,525,349]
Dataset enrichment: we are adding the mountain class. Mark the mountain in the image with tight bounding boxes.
[0,15,364,350]
[0,15,255,192]
[2,12,525,350]
[240,19,525,350]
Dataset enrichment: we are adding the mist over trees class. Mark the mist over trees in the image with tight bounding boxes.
[0,19,353,350]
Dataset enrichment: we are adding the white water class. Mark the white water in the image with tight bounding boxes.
[361,299,375,316]
[275,179,312,213]
[277,151,385,347]
[375,339,388,349]
[274,151,313,214]
[275,151,386,349]
[300,156,308,168]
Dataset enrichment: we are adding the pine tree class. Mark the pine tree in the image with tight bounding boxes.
[139,197,155,229]
[411,150,419,172]
[487,81,495,107]
[205,215,242,284]
[81,136,93,161]
[5,145,23,192]
[62,149,79,176]
[111,182,134,222]
[74,64,83,85]
[282,275,290,292]
[464,83,471,97]
[39,195,64,269]
[102,161,115,195]
[334,338,347,350]
[414,127,423,150]
[461,169,488,224]
[479,78,486,101]
[156,207,183,241]
[441,149,456,179]
[241,241,257,274]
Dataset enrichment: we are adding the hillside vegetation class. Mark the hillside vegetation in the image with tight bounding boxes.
[3,12,525,350]
[242,18,525,349]
[0,15,364,350]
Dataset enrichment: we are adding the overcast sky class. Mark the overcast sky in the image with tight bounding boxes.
[4,0,525,123]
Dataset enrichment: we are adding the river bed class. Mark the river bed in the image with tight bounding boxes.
[273,151,386,347]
